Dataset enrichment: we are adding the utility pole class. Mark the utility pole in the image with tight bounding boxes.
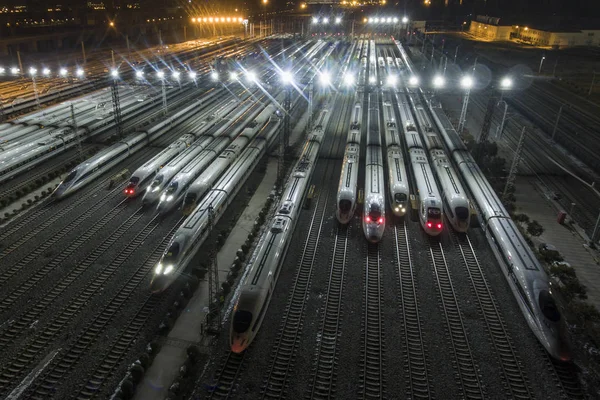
[205,204,221,335]
[457,87,471,133]
[0,95,6,123]
[17,51,23,77]
[161,78,168,115]
[81,41,86,65]
[502,127,526,202]
[111,78,123,139]
[475,94,497,163]
[71,104,83,161]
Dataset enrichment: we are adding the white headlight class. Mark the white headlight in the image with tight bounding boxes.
[155,263,163,274]
[166,195,174,202]
[164,265,174,274]
[160,193,166,201]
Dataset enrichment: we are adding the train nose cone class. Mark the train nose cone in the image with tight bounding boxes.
[230,336,248,354]
[149,275,166,294]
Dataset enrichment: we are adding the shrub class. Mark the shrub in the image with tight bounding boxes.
[120,379,135,399]
[527,220,544,237]
[186,345,201,363]
[129,364,145,384]
[138,353,150,369]
[34,195,39,201]
[14,190,22,198]
[561,279,587,303]
[27,199,33,205]
[550,263,575,282]
[4,213,9,218]
[514,213,530,223]
[187,276,199,291]
[148,341,161,355]
[571,301,600,323]
[221,281,231,295]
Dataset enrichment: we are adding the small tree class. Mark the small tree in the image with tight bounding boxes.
[527,220,544,237]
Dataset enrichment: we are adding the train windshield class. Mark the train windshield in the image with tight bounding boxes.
[350,123,360,130]
[63,170,78,183]
[339,199,352,213]
[427,207,442,220]
[129,176,140,185]
[150,176,163,188]
[368,204,382,220]
[232,310,252,333]
[164,243,180,263]
[455,207,469,221]
[539,290,561,322]
[166,182,178,194]
[394,193,407,203]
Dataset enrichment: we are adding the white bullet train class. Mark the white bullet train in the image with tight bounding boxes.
[182,104,278,215]
[150,117,282,293]
[394,39,570,360]
[368,40,378,87]
[381,92,409,217]
[336,99,362,224]
[125,97,244,198]
[397,93,444,236]
[429,102,570,361]
[412,102,471,232]
[157,102,274,214]
[363,93,386,243]
[230,106,331,353]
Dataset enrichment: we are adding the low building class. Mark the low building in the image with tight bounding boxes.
[468,15,600,48]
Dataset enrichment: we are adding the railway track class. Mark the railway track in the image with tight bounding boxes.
[429,239,485,399]
[0,201,139,319]
[206,351,247,399]
[260,182,331,399]
[393,223,432,399]
[547,356,586,399]
[0,215,173,395]
[306,224,349,400]
[454,233,532,398]
[359,243,385,399]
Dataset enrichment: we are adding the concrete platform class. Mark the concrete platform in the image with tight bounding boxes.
[513,176,600,310]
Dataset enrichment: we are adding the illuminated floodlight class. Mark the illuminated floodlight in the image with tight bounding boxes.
[368,18,373,23]
[343,73,355,86]
[500,76,513,89]
[319,71,331,85]
[312,17,318,24]
[29,67,37,76]
[460,75,473,89]
[386,17,392,23]
[42,68,51,76]
[374,17,380,23]
[210,71,219,81]
[172,71,181,80]
[408,75,419,86]
[11,67,19,75]
[432,75,445,88]
[156,70,165,79]
[323,17,329,24]
[369,76,376,84]
[229,71,238,80]
[281,70,293,85]
[246,70,257,82]
[136,70,144,78]
[335,17,341,24]
[402,16,408,23]
[386,74,397,86]
[188,71,197,80]
[59,68,68,77]
[76,68,84,77]
[111,69,119,78]
[0,67,4,74]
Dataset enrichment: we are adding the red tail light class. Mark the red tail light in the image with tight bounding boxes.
[365,216,371,223]
[437,223,442,229]
[378,217,384,224]
[427,222,432,228]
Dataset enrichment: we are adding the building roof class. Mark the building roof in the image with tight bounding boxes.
[474,14,600,32]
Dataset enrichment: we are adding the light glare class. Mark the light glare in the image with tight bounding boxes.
[461,76,473,89]
[111,69,119,78]
[409,75,419,86]
[281,70,293,84]
[501,77,513,89]
[433,75,445,88]
[59,68,68,76]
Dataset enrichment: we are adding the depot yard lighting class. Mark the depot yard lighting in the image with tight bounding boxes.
[460,75,474,89]
[111,69,119,78]
[11,67,19,75]
[0,66,5,74]
[319,71,331,86]
[229,71,239,80]
[42,68,51,76]
[323,17,329,24]
[335,17,342,25]
[500,77,513,89]
[387,74,397,86]
[156,70,165,79]
[172,71,181,80]
[76,68,84,77]
[432,75,445,88]
[402,16,408,23]
[136,70,144,78]
[343,73,355,86]
[29,67,37,76]
[281,70,293,85]
[60,68,68,77]
[312,17,318,24]
[246,70,257,82]
[188,71,197,80]
[210,71,219,81]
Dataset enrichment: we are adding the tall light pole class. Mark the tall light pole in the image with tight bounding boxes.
[551,103,570,141]
[457,75,473,134]
[110,69,123,139]
[157,70,168,115]
[538,55,546,74]
[588,71,597,96]
[29,67,41,110]
[263,0,268,38]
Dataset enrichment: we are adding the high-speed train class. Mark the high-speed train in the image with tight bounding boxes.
[363,93,386,242]
[397,93,444,236]
[381,92,409,217]
[157,101,273,214]
[368,40,377,87]
[125,97,244,198]
[150,117,282,293]
[429,101,570,361]
[230,106,331,353]
[336,99,362,224]
[394,39,570,360]
[182,104,278,214]
[412,101,471,232]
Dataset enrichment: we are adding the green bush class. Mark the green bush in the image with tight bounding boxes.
[138,353,150,369]
[561,279,587,303]
[14,190,22,198]
[129,364,145,384]
[549,263,575,282]
[571,301,600,323]
[186,345,201,363]
[527,220,544,237]
[120,379,134,399]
